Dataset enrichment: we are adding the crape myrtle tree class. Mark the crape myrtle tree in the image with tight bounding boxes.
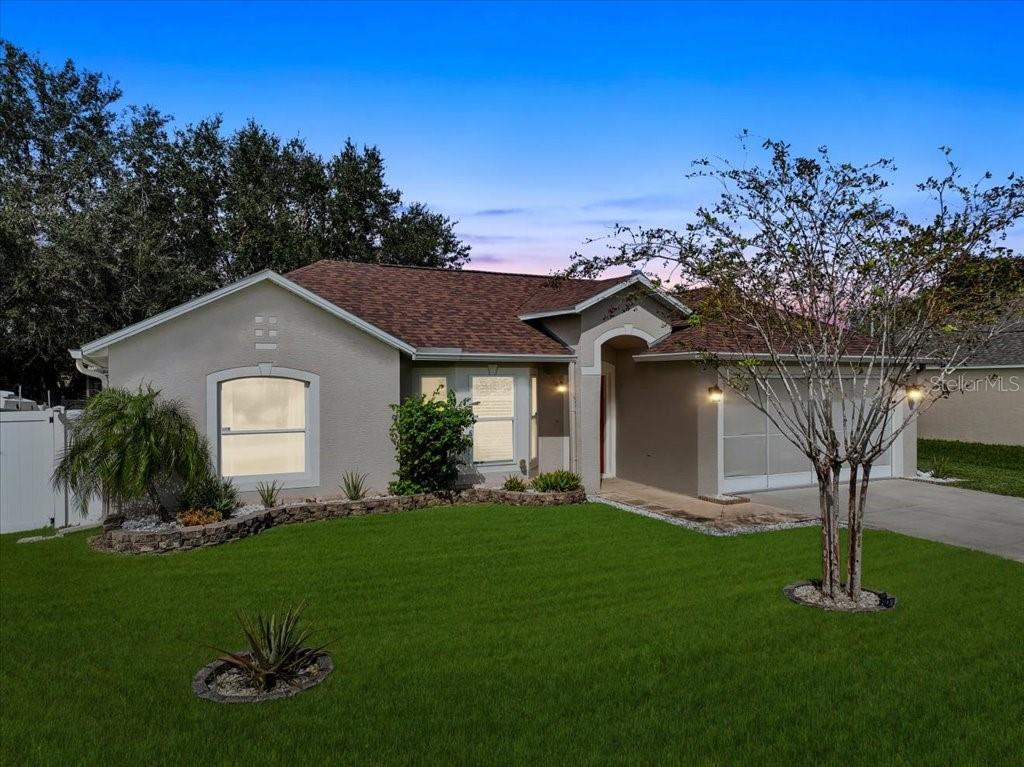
[568,135,1024,604]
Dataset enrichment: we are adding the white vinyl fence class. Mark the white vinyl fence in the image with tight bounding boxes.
[0,408,105,534]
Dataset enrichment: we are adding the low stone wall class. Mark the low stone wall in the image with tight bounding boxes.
[90,487,587,555]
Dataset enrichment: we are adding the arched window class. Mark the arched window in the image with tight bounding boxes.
[206,367,319,489]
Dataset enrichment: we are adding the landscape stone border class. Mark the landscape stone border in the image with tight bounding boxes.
[89,487,587,555]
[782,580,897,613]
[193,651,333,704]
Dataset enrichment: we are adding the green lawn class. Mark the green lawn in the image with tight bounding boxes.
[2,504,1022,765]
[919,438,1024,498]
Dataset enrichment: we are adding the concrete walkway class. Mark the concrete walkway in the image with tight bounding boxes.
[597,478,814,533]
[750,479,1024,562]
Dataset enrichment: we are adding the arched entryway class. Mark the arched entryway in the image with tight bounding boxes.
[597,333,652,483]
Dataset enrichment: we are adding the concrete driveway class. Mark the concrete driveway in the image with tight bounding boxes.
[749,479,1024,562]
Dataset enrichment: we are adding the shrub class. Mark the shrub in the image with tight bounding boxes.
[213,603,330,692]
[182,472,238,517]
[340,470,369,500]
[389,390,475,493]
[387,478,422,496]
[176,507,223,526]
[502,474,527,492]
[256,480,283,508]
[53,386,210,520]
[927,455,952,479]
[530,470,582,493]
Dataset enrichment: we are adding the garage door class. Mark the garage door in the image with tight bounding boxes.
[721,389,893,494]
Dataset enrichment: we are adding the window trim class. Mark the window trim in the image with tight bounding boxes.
[206,366,320,490]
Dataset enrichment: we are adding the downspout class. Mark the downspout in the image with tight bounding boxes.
[70,350,109,387]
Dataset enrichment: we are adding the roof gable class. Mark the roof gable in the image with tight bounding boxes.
[78,270,415,357]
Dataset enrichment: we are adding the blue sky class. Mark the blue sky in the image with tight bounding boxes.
[3,0,1023,274]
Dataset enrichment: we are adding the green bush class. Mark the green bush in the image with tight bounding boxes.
[502,474,527,492]
[182,472,238,517]
[53,386,211,520]
[530,470,582,493]
[389,390,475,493]
[340,470,369,500]
[213,603,330,692]
[256,481,283,509]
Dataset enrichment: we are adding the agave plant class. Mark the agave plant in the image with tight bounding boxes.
[53,386,211,519]
[255,480,283,508]
[340,470,369,500]
[215,603,331,691]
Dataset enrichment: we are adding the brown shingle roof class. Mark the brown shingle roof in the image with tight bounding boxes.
[286,260,632,355]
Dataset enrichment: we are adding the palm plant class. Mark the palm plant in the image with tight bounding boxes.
[53,386,210,520]
[214,603,330,691]
[340,470,369,500]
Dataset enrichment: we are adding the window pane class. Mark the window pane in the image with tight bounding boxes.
[221,378,305,431]
[221,432,305,476]
[473,420,514,462]
[420,376,447,401]
[724,435,767,477]
[473,377,514,418]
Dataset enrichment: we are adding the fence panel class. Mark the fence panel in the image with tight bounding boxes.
[0,409,103,534]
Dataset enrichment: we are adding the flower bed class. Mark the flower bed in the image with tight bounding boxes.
[90,488,587,555]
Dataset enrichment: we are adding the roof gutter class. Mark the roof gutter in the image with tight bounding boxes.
[70,349,109,386]
[411,350,575,363]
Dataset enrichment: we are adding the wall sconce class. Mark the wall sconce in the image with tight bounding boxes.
[555,382,568,394]
[708,385,723,403]
[906,384,925,407]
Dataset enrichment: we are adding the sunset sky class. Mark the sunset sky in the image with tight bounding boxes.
[5,0,1022,275]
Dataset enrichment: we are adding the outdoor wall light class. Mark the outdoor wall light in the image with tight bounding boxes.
[906,384,925,405]
[708,385,724,403]
[555,382,568,394]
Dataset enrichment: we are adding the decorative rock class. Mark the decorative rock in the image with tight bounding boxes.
[90,487,587,555]
[192,651,333,704]
[783,580,896,613]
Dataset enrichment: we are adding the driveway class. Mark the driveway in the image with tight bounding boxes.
[749,479,1024,562]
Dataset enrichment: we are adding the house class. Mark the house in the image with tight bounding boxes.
[70,260,919,498]
[918,330,1024,446]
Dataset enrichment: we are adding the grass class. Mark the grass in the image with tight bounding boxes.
[2,504,1022,765]
[918,438,1024,498]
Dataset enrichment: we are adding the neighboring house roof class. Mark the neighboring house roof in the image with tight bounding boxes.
[641,288,877,360]
[77,260,689,361]
[942,329,1024,368]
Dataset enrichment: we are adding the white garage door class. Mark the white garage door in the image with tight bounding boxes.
[721,389,894,494]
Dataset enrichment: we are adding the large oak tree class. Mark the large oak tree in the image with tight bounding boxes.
[0,42,470,400]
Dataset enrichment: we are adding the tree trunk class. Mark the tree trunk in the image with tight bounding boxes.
[815,463,841,600]
[847,463,872,600]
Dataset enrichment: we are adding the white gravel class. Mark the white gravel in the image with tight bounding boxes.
[792,582,881,610]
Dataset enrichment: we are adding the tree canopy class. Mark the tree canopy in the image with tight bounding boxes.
[0,42,470,400]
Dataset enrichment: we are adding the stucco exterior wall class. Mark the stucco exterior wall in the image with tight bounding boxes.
[916,367,1024,446]
[574,294,673,493]
[613,353,708,496]
[107,280,401,498]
